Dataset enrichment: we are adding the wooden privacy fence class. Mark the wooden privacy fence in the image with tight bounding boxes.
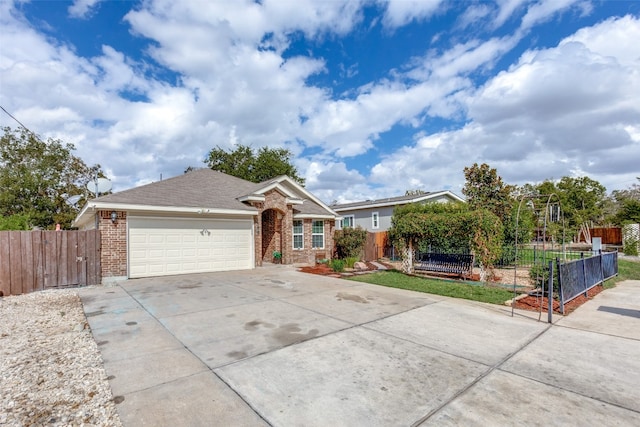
[589,227,622,245]
[364,231,388,261]
[0,230,101,297]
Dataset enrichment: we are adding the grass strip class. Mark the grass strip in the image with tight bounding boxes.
[607,258,640,288]
[347,271,514,305]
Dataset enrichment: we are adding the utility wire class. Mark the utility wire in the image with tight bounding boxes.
[1,105,32,132]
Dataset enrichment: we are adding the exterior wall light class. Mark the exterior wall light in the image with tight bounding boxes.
[110,211,117,223]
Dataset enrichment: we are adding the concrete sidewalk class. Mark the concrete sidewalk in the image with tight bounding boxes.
[79,268,640,426]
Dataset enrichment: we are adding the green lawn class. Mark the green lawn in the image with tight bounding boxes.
[346,271,514,305]
[347,259,639,302]
[607,259,640,288]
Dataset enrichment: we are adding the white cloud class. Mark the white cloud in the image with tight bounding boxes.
[300,75,470,157]
[68,0,103,19]
[369,15,640,195]
[381,0,446,28]
[457,4,493,29]
[520,0,585,30]
[494,0,530,28]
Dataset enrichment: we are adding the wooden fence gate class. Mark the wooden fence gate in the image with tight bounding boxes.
[364,231,388,262]
[0,230,101,297]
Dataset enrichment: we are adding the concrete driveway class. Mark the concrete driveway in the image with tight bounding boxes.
[79,266,640,426]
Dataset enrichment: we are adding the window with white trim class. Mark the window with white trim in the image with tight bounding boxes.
[312,220,324,249]
[293,220,303,249]
[372,212,379,229]
[342,215,354,229]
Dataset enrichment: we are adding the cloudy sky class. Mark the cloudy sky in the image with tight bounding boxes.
[1,0,639,203]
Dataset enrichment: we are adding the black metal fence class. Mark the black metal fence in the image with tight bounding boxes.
[557,251,618,314]
[496,245,589,268]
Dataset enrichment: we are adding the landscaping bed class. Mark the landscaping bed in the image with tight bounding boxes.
[298,261,382,277]
[512,285,604,315]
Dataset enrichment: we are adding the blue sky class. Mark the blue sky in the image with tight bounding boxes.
[1,0,639,204]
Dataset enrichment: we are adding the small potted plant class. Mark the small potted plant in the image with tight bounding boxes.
[272,250,282,264]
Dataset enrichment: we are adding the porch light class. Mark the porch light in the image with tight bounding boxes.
[110,211,117,223]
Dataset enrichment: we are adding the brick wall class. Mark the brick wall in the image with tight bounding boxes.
[253,190,334,265]
[289,218,335,264]
[98,210,127,278]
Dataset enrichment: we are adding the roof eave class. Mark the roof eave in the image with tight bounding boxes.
[73,202,258,227]
[333,191,465,211]
[293,214,338,220]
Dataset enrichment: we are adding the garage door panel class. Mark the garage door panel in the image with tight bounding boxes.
[128,217,253,278]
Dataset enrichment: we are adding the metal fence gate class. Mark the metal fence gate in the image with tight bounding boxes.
[557,250,618,314]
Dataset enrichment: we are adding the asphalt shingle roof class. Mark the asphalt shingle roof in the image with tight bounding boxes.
[91,169,337,216]
[93,169,258,212]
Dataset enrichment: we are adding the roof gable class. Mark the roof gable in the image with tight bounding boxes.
[243,175,339,218]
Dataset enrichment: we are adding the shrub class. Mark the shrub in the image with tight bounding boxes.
[622,224,639,256]
[334,226,367,259]
[344,256,358,268]
[0,213,31,230]
[330,259,345,272]
[529,263,559,294]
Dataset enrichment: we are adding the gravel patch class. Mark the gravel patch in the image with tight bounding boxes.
[0,289,121,427]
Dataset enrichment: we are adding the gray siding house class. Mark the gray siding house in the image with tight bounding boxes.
[331,191,465,232]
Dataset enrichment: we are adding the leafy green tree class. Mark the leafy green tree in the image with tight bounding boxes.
[389,202,503,277]
[536,176,607,238]
[0,127,101,229]
[615,199,640,224]
[462,163,515,224]
[205,144,305,185]
[610,178,640,225]
[611,178,640,203]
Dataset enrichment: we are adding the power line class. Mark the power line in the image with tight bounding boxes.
[0,105,31,132]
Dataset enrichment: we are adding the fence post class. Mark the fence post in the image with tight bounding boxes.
[547,260,554,323]
[581,252,588,297]
[599,249,605,285]
[556,257,565,315]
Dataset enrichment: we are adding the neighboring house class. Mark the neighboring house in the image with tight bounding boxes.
[330,191,465,232]
[73,169,339,281]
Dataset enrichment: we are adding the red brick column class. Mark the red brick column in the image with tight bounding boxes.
[98,210,127,278]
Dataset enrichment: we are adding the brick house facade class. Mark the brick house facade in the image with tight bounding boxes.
[248,189,335,266]
[78,170,340,280]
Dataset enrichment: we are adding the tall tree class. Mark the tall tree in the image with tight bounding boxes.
[462,163,515,224]
[611,177,640,202]
[0,126,101,229]
[534,176,607,239]
[204,144,305,185]
[611,178,640,224]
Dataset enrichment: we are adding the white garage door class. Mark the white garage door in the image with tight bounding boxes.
[128,217,253,278]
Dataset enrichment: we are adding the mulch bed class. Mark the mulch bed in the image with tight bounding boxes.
[298,262,381,277]
[512,285,604,314]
